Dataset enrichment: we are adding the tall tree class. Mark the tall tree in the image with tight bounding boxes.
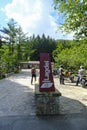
[16,26,28,61]
[0,19,18,53]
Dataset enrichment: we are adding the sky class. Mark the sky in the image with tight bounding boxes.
[0,0,74,40]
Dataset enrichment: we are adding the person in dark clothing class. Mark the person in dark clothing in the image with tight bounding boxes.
[31,67,36,84]
[58,65,65,84]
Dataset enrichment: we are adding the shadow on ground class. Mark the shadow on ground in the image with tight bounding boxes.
[58,96,87,114]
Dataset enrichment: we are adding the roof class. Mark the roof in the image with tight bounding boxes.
[20,61,40,64]
[20,61,54,65]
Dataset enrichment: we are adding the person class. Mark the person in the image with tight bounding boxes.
[67,69,74,82]
[76,66,86,86]
[31,67,36,84]
[58,65,65,84]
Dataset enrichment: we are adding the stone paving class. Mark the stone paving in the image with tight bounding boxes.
[0,69,87,117]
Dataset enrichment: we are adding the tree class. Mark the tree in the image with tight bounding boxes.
[15,26,28,62]
[0,45,17,78]
[54,0,87,40]
[53,39,87,70]
[29,34,57,61]
[0,19,18,53]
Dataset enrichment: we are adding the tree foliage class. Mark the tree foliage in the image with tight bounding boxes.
[0,19,57,78]
[53,40,87,70]
[0,15,87,78]
[54,0,87,40]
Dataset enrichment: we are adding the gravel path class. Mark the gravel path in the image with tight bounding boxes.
[0,69,87,117]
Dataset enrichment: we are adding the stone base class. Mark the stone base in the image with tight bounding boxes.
[35,84,61,115]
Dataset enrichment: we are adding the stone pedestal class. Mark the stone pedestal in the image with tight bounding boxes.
[35,84,61,115]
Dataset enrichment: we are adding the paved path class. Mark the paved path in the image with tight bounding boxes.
[0,69,36,116]
[0,69,87,130]
[0,70,87,116]
[54,76,87,114]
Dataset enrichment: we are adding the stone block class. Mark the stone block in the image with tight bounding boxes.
[35,84,61,115]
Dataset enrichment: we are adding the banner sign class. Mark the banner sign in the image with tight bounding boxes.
[39,53,55,92]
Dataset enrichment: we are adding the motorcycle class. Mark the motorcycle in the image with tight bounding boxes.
[80,76,87,88]
[69,75,74,83]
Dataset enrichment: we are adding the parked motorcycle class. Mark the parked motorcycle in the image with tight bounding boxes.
[80,76,87,88]
[69,75,74,83]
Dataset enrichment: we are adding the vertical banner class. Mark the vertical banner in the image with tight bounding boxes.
[39,53,55,92]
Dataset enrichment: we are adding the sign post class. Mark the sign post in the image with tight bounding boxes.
[39,53,55,92]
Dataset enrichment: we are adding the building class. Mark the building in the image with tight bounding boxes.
[20,61,40,69]
[20,61,54,69]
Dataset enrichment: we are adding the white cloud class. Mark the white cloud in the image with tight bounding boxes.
[4,0,74,40]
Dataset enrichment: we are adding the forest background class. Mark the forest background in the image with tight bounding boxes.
[0,0,87,78]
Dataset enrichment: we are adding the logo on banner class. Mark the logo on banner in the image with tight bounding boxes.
[41,60,53,88]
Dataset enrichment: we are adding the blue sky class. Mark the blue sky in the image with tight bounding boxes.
[0,0,74,40]
[0,0,12,26]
